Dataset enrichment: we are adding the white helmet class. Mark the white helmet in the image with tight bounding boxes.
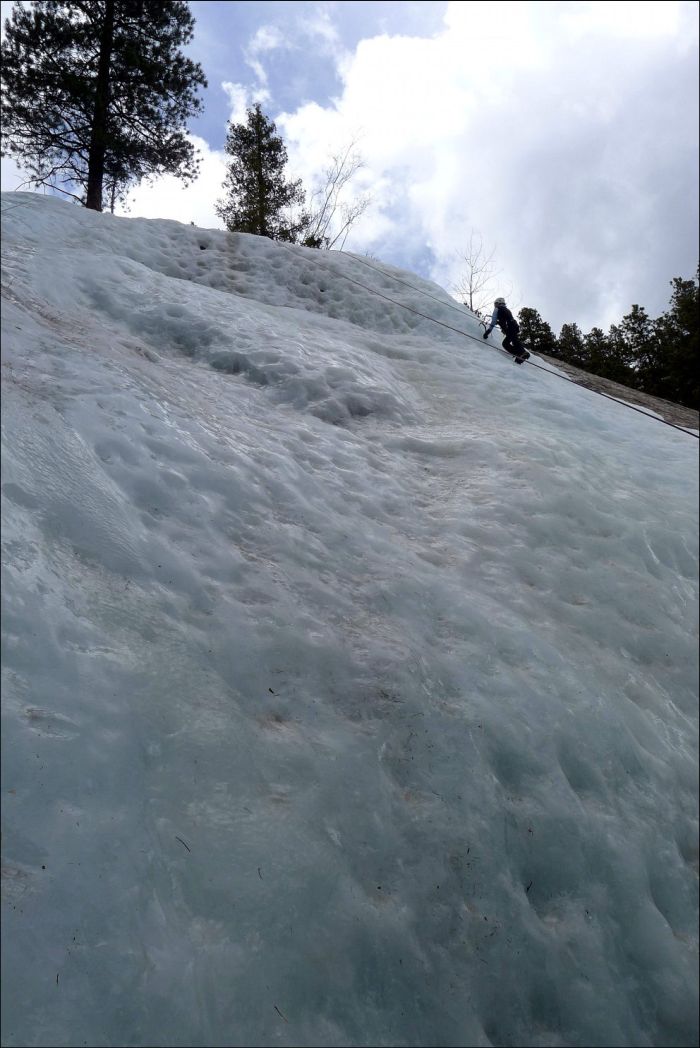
[494,297,506,306]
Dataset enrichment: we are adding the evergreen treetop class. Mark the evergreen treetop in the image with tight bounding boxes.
[215,103,307,241]
[518,307,558,357]
[1,0,207,211]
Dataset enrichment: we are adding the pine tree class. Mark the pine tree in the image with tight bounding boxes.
[620,304,654,364]
[582,327,611,375]
[517,307,558,357]
[557,322,586,367]
[1,1,207,212]
[605,324,637,386]
[652,268,699,409]
[216,103,307,241]
[619,304,662,394]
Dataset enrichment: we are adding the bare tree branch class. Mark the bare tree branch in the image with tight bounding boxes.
[302,139,372,250]
[452,230,501,317]
[15,172,84,203]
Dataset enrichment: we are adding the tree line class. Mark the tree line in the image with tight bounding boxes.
[517,272,699,410]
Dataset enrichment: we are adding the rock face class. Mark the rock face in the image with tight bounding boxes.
[538,353,699,432]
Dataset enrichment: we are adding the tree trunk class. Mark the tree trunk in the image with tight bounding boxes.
[254,111,266,237]
[85,0,115,211]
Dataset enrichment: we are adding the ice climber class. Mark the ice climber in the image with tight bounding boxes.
[483,297,530,364]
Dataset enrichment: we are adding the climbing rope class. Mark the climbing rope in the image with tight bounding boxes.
[283,244,698,441]
[0,199,35,216]
[348,252,483,324]
[2,199,696,441]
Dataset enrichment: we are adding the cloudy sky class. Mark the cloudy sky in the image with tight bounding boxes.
[2,0,698,330]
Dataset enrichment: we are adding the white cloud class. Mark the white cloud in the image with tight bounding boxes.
[244,24,289,86]
[221,81,271,125]
[276,0,699,330]
[1,153,33,193]
[297,6,350,70]
[117,135,227,230]
[559,0,681,39]
[249,24,285,54]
